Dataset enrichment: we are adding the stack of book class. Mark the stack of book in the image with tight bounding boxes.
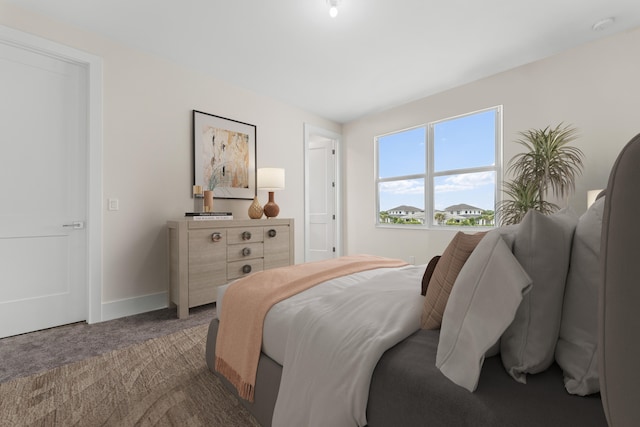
[185,212,233,221]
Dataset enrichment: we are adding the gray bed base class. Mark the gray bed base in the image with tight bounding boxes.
[205,318,606,427]
[205,318,282,427]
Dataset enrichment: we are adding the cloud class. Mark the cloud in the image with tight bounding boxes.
[380,179,424,195]
[434,171,494,193]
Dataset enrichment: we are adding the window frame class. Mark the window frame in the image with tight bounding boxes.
[375,105,503,230]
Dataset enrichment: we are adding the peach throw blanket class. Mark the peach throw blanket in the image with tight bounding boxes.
[214,255,408,401]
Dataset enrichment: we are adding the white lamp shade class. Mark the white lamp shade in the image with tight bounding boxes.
[258,168,285,191]
[587,189,604,208]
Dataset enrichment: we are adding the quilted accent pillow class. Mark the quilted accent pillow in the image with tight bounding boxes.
[555,196,605,395]
[437,231,532,391]
[501,209,577,383]
[421,256,441,296]
[421,231,486,329]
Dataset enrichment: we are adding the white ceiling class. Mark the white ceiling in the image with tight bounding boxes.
[8,0,640,123]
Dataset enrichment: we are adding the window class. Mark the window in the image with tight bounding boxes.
[376,106,501,228]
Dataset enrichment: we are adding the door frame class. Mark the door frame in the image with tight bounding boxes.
[303,124,342,261]
[0,25,104,324]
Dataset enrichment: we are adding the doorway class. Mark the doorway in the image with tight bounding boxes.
[304,124,341,262]
[0,25,103,338]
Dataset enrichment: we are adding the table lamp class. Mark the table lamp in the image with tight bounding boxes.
[258,168,285,218]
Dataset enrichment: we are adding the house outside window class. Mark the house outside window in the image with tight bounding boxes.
[376,106,502,228]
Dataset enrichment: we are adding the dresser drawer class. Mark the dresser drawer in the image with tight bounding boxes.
[227,258,264,280]
[227,227,264,245]
[227,241,264,261]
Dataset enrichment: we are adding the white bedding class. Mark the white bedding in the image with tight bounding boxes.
[216,266,402,365]
[271,264,425,427]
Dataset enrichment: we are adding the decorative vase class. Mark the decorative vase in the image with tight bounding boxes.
[248,196,263,219]
[263,191,280,218]
[203,190,214,212]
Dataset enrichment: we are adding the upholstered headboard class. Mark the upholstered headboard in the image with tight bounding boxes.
[599,132,640,427]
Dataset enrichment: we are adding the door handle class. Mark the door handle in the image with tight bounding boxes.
[62,221,85,229]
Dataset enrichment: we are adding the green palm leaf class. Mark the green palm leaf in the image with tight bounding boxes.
[499,123,583,225]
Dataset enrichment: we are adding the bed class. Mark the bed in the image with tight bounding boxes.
[205,133,640,427]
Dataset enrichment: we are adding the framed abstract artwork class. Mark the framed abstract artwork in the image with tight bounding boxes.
[192,110,256,200]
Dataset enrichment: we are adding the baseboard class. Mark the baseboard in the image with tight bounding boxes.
[101,292,168,322]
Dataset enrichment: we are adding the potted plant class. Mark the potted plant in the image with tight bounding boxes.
[497,123,584,225]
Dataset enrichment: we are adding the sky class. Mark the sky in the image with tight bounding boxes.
[378,109,497,212]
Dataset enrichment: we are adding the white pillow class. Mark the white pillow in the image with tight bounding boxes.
[555,197,605,395]
[436,231,532,392]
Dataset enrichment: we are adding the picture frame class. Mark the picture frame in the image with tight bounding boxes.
[192,110,256,200]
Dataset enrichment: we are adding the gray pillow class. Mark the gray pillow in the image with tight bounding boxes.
[437,231,532,392]
[492,223,519,250]
[555,197,605,395]
[501,209,578,383]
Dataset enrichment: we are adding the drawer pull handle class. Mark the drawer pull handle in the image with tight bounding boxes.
[242,264,252,274]
[211,232,222,242]
[242,247,252,257]
[268,229,277,238]
[242,231,252,241]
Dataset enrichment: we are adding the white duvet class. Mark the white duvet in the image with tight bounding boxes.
[271,264,424,427]
[216,266,402,365]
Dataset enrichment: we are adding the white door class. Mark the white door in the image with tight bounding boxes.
[0,40,88,338]
[305,125,340,262]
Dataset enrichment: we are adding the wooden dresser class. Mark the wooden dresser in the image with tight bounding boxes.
[167,218,294,318]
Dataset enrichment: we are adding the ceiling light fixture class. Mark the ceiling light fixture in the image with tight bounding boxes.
[327,0,342,18]
[592,17,615,31]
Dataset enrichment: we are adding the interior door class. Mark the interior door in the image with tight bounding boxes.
[306,134,337,262]
[0,40,88,338]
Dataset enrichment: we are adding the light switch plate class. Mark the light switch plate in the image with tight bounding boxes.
[108,198,119,211]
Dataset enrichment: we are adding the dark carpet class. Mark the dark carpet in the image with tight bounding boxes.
[0,323,260,426]
[0,304,216,384]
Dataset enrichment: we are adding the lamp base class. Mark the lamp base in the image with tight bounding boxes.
[263,191,280,218]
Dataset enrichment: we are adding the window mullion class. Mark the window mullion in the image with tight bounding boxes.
[377,174,424,183]
[433,165,496,178]
[427,123,435,227]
